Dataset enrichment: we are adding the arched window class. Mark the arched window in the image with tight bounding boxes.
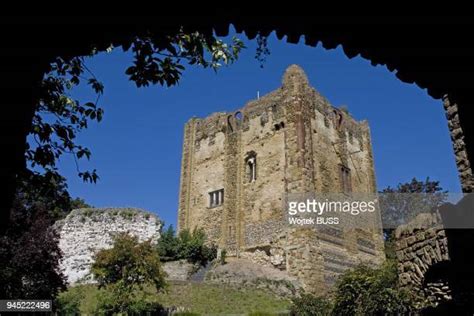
[245,151,257,183]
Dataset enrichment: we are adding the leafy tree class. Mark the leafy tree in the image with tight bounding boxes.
[29,30,246,187]
[379,177,446,259]
[14,169,89,221]
[379,177,447,226]
[92,233,166,290]
[0,169,91,299]
[156,224,180,261]
[90,233,167,314]
[0,202,66,299]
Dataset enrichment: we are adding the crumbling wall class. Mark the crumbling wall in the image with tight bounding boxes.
[395,213,451,304]
[443,96,474,193]
[56,208,161,284]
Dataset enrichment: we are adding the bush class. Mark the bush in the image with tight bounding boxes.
[56,286,85,314]
[90,233,167,314]
[290,294,332,316]
[220,249,227,265]
[93,283,164,315]
[56,284,165,315]
[92,233,166,291]
[56,285,104,315]
[157,225,217,265]
[289,261,416,316]
[331,261,415,316]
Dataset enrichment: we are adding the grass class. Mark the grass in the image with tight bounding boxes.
[157,282,291,314]
[57,282,291,315]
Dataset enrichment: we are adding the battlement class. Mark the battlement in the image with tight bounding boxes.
[188,66,370,152]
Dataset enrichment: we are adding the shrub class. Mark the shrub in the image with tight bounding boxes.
[90,233,167,314]
[92,233,165,289]
[157,225,217,265]
[93,283,164,315]
[331,261,415,316]
[157,225,180,261]
[220,249,227,265]
[56,284,165,315]
[55,286,84,315]
[290,294,332,316]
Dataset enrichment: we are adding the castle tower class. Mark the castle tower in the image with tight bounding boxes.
[177,65,384,293]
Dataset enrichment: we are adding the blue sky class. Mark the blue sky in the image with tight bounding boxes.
[58,29,461,228]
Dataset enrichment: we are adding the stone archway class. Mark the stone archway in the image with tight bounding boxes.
[395,195,474,311]
[395,213,450,302]
[2,16,474,233]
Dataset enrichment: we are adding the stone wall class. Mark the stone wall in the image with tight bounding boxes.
[395,213,451,305]
[443,96,474,193]
[162,260,198,281]
[56,208,161,284]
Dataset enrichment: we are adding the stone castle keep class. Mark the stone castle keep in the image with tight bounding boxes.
[178,65,384,293]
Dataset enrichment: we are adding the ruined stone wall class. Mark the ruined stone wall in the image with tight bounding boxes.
[240,97,287,250]
[390,96,473,306]
[177,65,385,294]
[395,213,451,305]
[56,208,161,284]
[443,96,474,193]
[306,87,383,289]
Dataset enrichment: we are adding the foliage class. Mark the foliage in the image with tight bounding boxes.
[331,261,415,316]
[56,285,87,315]
[0,202,66,299]
[0,170,90,299]
[30,30,246,185]
[69,197,92,209]
[14,169,80,221]
[58,282,290,315]
[90,233,167,314]
[379,177,447,228]
[379,177,446,260]
[31,54,104,184]
[93,283,165,315]
[125,31,245,87]
[157,224,181,260]
[157,225,217,265]
[290,294,332,316]
[220,249,227,265]
[56,284,165,315]
[92,233,166,291]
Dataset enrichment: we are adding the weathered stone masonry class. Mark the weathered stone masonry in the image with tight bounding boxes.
[443,96,474,193]
[178,65,385,293]
[56,208,161,284]
[393,97,474,306]
[395,213,451,305]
